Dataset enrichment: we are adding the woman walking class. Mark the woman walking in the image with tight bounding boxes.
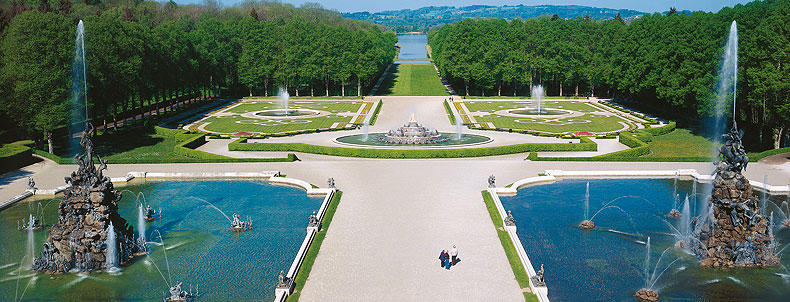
[439,250,448,268]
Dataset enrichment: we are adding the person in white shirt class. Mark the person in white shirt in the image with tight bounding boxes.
[449,245,458,266]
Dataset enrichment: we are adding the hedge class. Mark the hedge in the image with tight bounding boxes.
[444,100,456,125]
[747,147,790,161]
[368,100,383,125]
[639,121,676,136]
[0,142,35,173]
[228,137,596,159]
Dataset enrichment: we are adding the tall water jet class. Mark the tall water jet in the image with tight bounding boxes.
[25,226,34,269]
[691,20,779,268]
[761,174,768,213]
[668,172,682,218]
[105,222,118,271]
[580,182,594,229]
[138,204,147,250]
[362,121,369,141]
[69,20,88,156]
[455,113,463,140]
[531,85,545,114]
[711,21,739,143]
[278,87,290,115]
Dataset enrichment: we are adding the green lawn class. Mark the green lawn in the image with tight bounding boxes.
[645,128,715,158]
[195,100,367,135]
[377,63,449,96]
[462,100,636,134]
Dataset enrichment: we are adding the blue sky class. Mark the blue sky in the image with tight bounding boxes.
[176,0,751,13]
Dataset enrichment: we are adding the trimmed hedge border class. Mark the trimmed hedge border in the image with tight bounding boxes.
[444,99,456,125]
[481,190,540,302]
[529,121,713,162]
[285,191,343,302]
[748,147,790,161]
[0,142,35,173]
[368,100,383,125]
[229,137,596,159]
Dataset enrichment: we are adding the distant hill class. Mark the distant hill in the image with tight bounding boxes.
[343,4,647,32]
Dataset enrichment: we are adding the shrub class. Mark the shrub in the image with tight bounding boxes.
[229,137,596,158]
[368,100,383,125]
[0,143,34,173]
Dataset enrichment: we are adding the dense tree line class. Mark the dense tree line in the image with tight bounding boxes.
[429,0,790,150]
[0,0,395,152]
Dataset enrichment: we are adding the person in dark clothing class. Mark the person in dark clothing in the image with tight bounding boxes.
[439,250,448,268]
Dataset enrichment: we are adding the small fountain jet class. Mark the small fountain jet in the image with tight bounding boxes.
[18,214,42,232]
[164,281,199,302]
[230,214,252,231]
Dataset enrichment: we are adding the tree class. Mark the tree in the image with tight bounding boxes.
[0,11,71,153]
[58,0,72,16]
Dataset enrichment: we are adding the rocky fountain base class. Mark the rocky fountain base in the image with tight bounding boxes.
[667,209,681,218]
[634,288,659,302]
[32,124,139,273]
[692,125,779,268]
[579,220,595,230]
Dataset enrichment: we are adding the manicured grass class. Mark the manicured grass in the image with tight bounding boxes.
[462,100,636,134]
[286,191,342,302]
[481,190,539,302]
[378,64,449,96]
[645,128,714,158]
[197,100,366,135]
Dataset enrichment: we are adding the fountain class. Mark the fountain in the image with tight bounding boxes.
[229,213,252,231]
[280,87,289,114]
[362,120,369,141]
[580,182,594,229]
[532,85,544,114]
[668,173,681,218]
[144,204,159,222]
[687,20,779,268]
[18,214,42,231]
[454,112,463,140]
[32,123,140,273]
[164,281,199,302]
[105,222,119,271]
[635,237,681,302]
[377,113,449,144]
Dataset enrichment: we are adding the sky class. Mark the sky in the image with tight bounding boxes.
[176,0,752,14]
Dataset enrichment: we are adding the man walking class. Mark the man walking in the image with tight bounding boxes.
[450,245,458,266]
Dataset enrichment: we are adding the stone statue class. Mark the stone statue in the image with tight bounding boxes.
[230,213,252,231]
[327,178,335,189]
[27,177,37,191]
[504,210,516,226]
[308,211,320,228]
[277,270,291,288]
[537,264,544,283]
[488,175,496,188]
[717,122,749,174]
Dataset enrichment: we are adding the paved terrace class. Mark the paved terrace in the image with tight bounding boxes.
[2,156,790,301]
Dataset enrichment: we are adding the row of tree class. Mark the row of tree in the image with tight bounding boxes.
[0,1,396,152]
[429,0,790,150]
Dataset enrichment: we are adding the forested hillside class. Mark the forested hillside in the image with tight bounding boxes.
[0,0,396,149]
[344,4,646,33]
[429,0,790,150]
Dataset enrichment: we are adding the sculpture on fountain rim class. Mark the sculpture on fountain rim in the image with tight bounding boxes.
[32,123,140,273]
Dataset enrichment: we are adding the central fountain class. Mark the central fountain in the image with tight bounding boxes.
[378,113,449,144]
[33,123,141,273]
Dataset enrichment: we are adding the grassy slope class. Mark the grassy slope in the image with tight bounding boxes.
[286,191,343,301]
[645,128,714,158]
[379,64,449,96]
[481,190,539,302]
